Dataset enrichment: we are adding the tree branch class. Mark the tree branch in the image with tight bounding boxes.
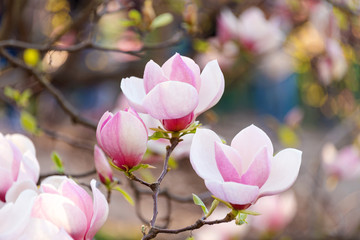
[0,47,98,130]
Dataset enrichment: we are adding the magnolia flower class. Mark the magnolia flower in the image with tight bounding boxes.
[94,145,113,184]
[96,108,148,169]
[190,125,302,209]
[217,9,238,44]
[121,53,225,131]
[0,177,108,240]
[237,7,284,54]
[0,133,39,203]
[317,39,347,85]
[248,191,297,234]
[322,143,360,181]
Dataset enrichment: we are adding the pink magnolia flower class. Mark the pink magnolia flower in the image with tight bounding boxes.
[94,145,113,184]
[0,133,39,203]
[248,191,297,234]
[0,177,108,240]
[217,9,238,44]
[317,39,347,85]
[120,53,225,131]
[96,108,148,169]
[190,125,302,210]
[322,143,360,180]
[237,7,284,54]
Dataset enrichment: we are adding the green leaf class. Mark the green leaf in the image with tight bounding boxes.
[235,212,248,225]
[18,89,32,107]
[205,199,219,218]
[119,19,136,27]
[20,111,37,134]
[128,164,155,173]
[51,151,64,174]
[193,39,209,53]
[167,156,178,169]
[128,9,142,24]
[150,13,173,30]
[148,131,169,140]
[113,186,134,206]
[186,237,195,240]
[239,209,261,216]
[4,86,20,101]
[192,193,208,215]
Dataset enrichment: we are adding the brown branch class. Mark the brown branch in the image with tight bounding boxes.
[38,169,97,184]
[41,127,94,151]
[143,211,236,240]
[0,47,97,130]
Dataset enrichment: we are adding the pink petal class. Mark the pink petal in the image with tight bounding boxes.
[19,218,73,240]
[0,133,14,169]
[85,179,109,240]
[94,145,113,182]
[231,125,274,172]
[16,151,40,183]
[5,180,38,203]
[120,77,147,113]
[162,53,201,91]
[259,149,302,198]
[214,142,241,183]
[143,60,168,93]
[194,60,225,116]
[32,193,88,240]
[143,81,199,119]
[0,189,37,239]
[6,133,36,155]
[0,168,14,202]
[100,111,148,168]
[96,111,113,149]
[239,147,271,188]
[205,180,259,205]
[189,129,223,181]
[60,179,94,229]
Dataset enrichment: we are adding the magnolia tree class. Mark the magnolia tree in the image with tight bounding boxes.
[0,0,360,239]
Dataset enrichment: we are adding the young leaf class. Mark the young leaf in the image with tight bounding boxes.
[4,86,20,101]
[128,9,142,24]
[239,209,261,216]
[23,48,40,67]
[192,193,208,215]
[148,131,168,140]
[150,13,173,30]
[18,89,32,107]
[205,199,219,218]
[51,151,64,174]
[20,111,38,134]
[113,186,134,206]
[211,195,233,209]
[167,157,178,169]
[235,212,248,225]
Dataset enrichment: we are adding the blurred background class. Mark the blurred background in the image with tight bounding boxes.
[1,0,360,239]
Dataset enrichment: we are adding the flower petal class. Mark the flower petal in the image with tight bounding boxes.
[96,111,113,149]
[143,60,168,93]
[231,125,273,172]
[16,151,40,183]
[60,179,94,229]
[6,134,36,155]
[214,142,242,183]
[85,179,109,240]
[0,168,13,202]
[259,149,302,197]
[143,81,199,119]
[0,189,37,239]
[120,77,147,113]
[162,53,201,90]
[205,180,259,205]
[190,129,223,181]
[94,145,113,181]
[19,218,73,240]
[100,111,148,167]
[194,60,225,116]
[32,193,88,240]
[5,180,38,203]
[240,147,271,188]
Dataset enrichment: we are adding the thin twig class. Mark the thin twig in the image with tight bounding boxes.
[0,47,97,130]
[143,211,236,240]
[38,169,97,184]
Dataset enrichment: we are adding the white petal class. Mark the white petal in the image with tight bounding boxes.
[120,77,147,113]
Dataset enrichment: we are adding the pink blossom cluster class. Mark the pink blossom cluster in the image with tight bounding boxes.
[0,132,109,240]
[96,53,302,211]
